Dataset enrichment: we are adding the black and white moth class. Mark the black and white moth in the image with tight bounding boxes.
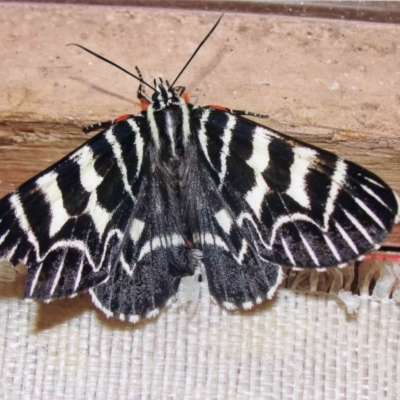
[0,18,398,323]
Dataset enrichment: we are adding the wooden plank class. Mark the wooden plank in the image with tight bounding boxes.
[0,3,399,246]
[8,0,400,24]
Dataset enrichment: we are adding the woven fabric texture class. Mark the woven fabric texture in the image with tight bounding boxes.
[0,274,399,400]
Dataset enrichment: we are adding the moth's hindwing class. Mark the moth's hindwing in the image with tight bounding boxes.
[89,159,194,322]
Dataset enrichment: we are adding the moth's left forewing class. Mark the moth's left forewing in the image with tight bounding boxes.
[0,117,150,300]
[193,107,399,273]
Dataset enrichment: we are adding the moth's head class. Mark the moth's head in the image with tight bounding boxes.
[138,78,190,111]
[68,15,221,115]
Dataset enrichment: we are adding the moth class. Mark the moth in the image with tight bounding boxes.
[0,17,398,323]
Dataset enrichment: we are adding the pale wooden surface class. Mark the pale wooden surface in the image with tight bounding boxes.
[0,3,399,248]
[1,5,400,399]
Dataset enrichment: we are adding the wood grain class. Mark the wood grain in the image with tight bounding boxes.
[0,3,399,247]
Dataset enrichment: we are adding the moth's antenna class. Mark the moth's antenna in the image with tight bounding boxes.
[170,14,223,88]
[67,43,156,91]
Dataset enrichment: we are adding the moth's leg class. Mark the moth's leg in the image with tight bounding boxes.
[210,105,269,119]
[82,114,134,134]
[82,121,113,134]
[136,66,152,109]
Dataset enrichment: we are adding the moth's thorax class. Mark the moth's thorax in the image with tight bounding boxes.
[146,83,192,159]
[149,106,186,158]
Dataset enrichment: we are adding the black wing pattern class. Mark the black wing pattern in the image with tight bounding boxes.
[191,106,399,308]
[1,15,398,323]
[0,91,398,321]
[182,136,283,310]
[89,156,193,322]
[0,117,191,320]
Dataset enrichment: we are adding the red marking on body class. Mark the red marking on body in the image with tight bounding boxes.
[211,105,229,111]
[181,91,190,103]
[140,97,150,111]
[114,114,130,123]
